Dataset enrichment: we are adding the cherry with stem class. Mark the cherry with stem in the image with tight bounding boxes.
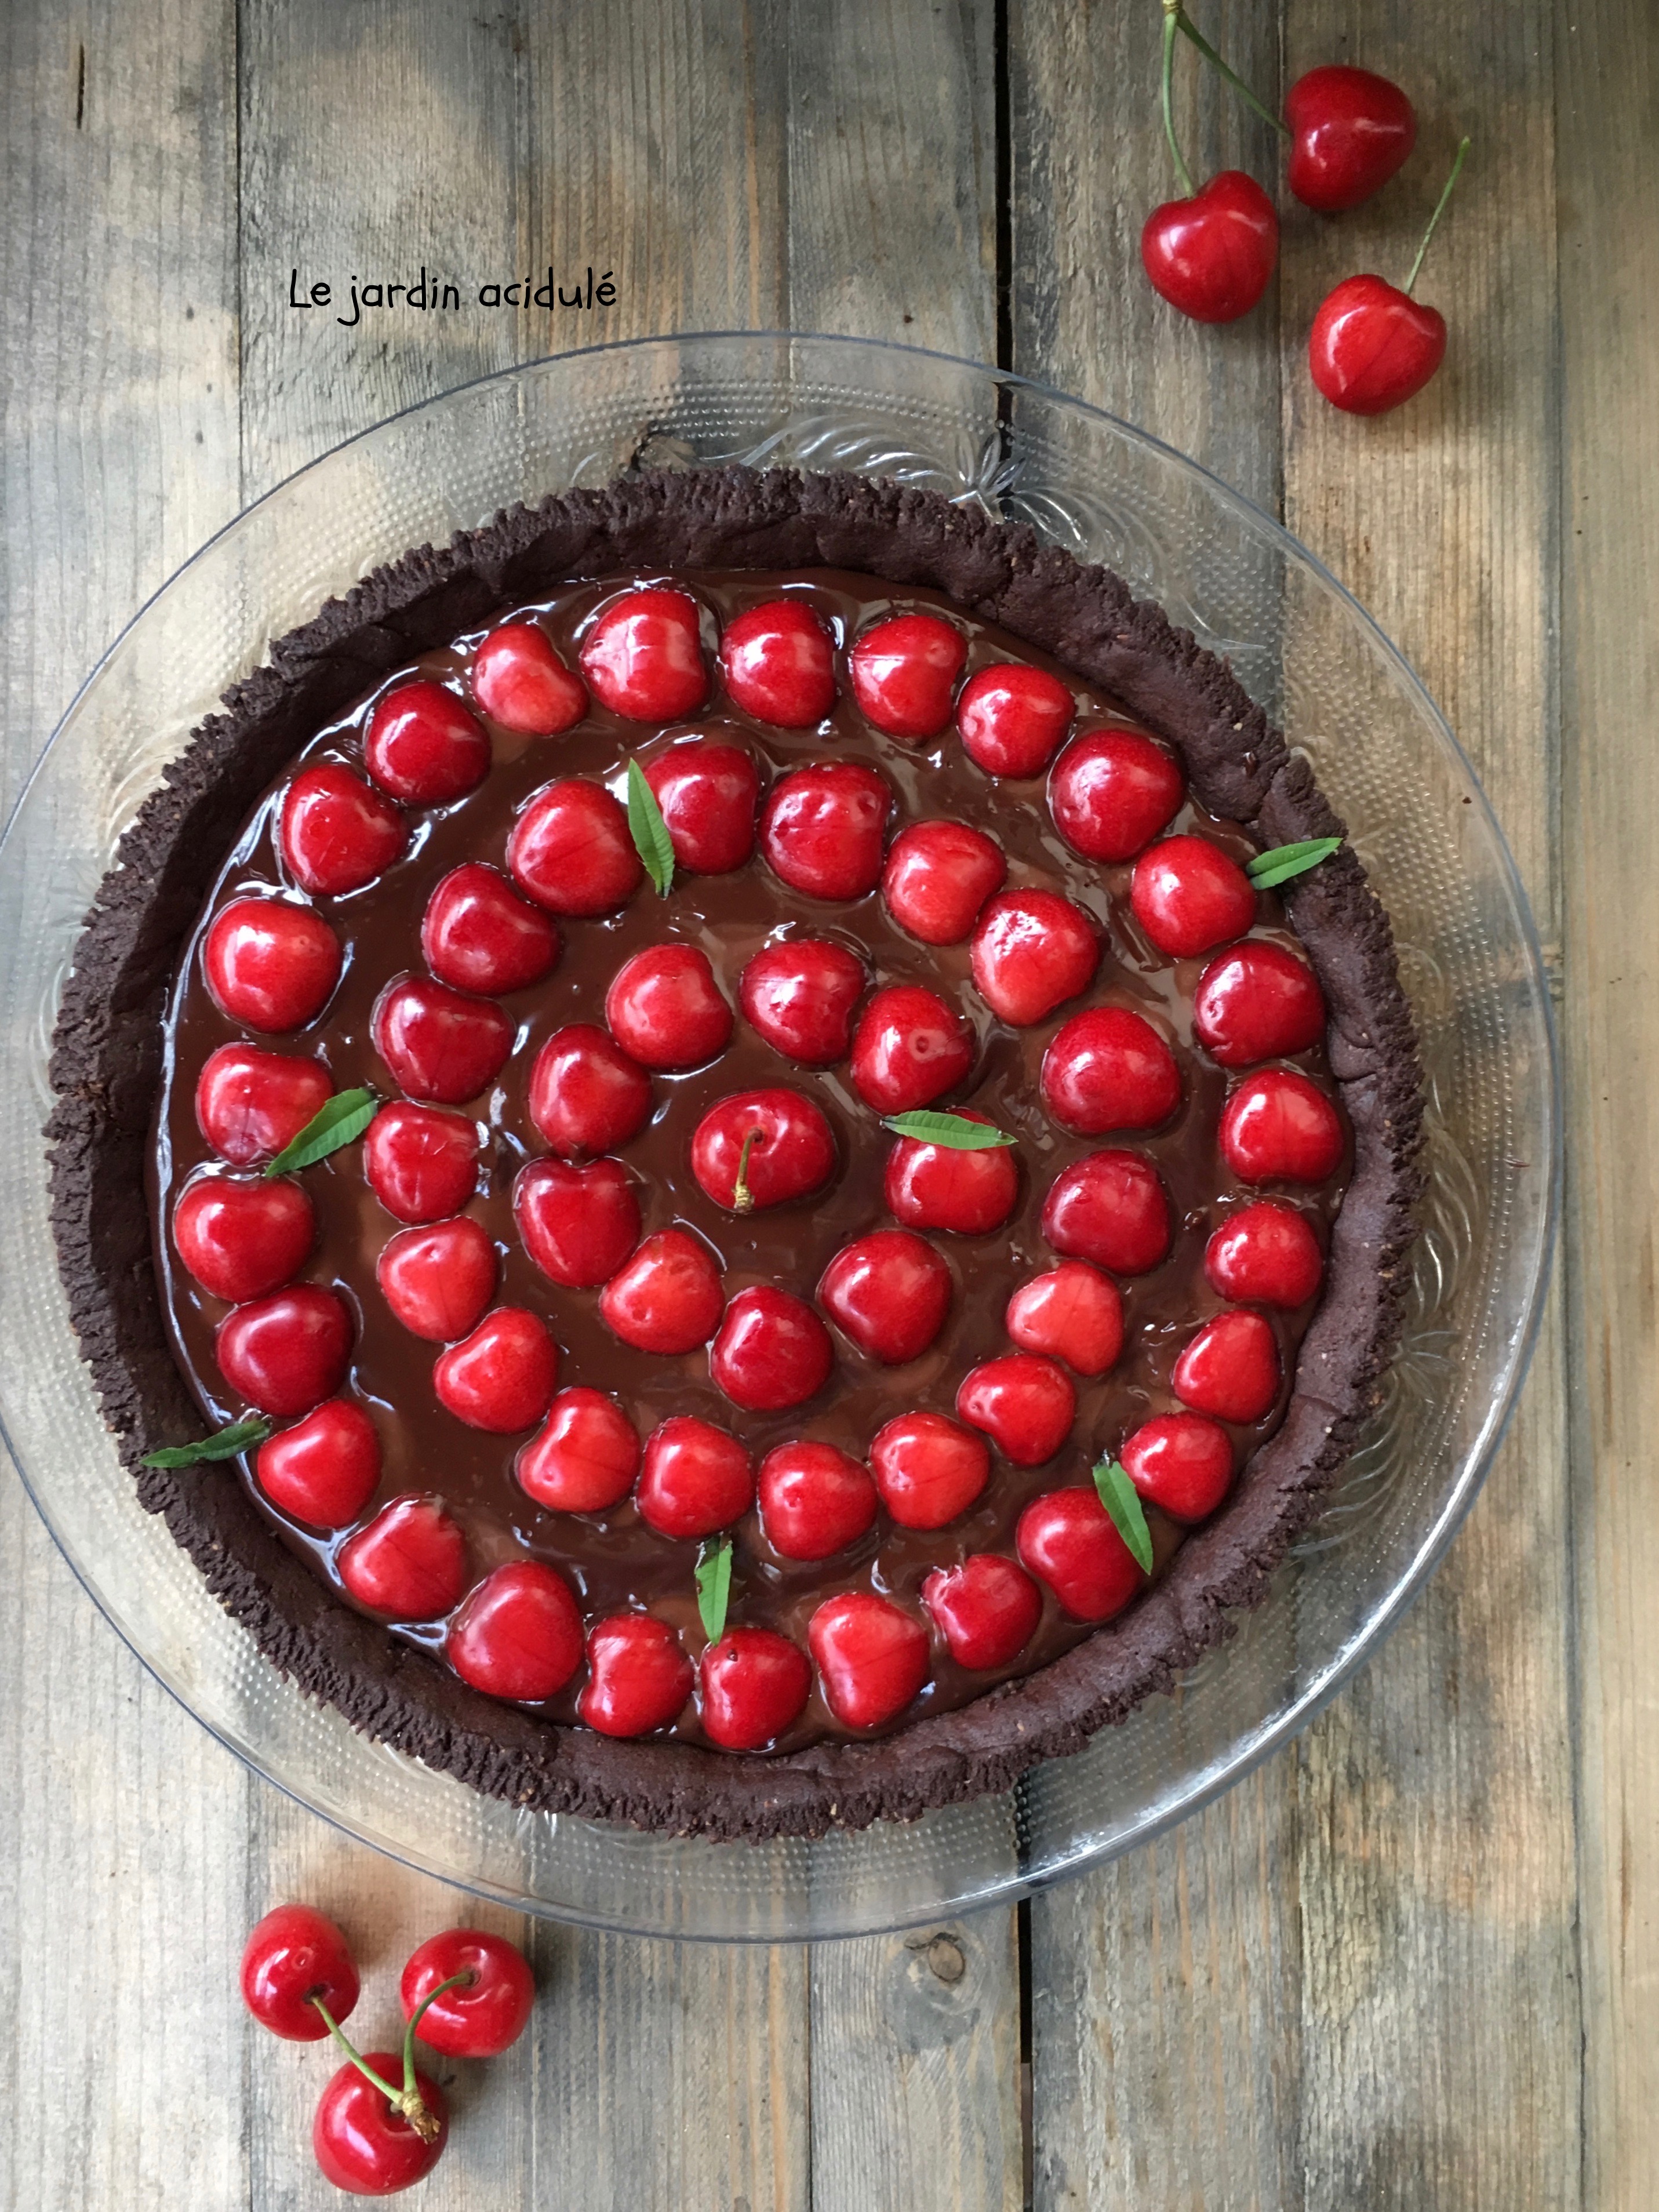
[312,1969,474,2142]
[1141,0,1279,324]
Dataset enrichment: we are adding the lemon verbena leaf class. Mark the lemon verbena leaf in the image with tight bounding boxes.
[880,1111,1016,1151]
[264,1088,377,1177]
[143,1418,272,1469]
[1243,837,1341,891]
[696,1535,734,1645]
[626,758,676,896]
[1093,1457,1155,1575]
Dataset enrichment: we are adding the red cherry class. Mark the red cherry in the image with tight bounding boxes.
[956,1352,1076,1465]
[1141,171,1278,323]
[643,740,761,873]
[816,1228,952,1364]
[578,1614,694,1737]
[255,1400,381,1529]
[922,1554,1043,1669]
[605,944,733,1071]
[1120,1411,1234,1523]
[738,938,866,1065]
[447,1560,583,1700]
[1194,940,1326,1067]
[719,598,836,726]
[881,820,1007,945]
[969,889,1100,1025]
[195,1044,331,1167]
[1220,1069,1345,1184]
[338,1494,467,1619]
[470,620,586,735]
[434,1308,559,1433]
[690,1088,836,1211]
[700,1628,812,1751]
[600,1231,725,1355]
[809,1592,929,1730]
[371,975,512,1105]
[172,1175,315,1303]
[517,1388,640,1513]
[1172,1309,1281,1423]
[1286,64,1417,213]
[421,863,559,995]
[528,1024,652,1158]
[203,897,341,1032]
[885,1109,1019,1235]
[365,679,491,805]
[1005,1260,1125,1377]
[758,1442,878,1561]
[1309,273,1447,416]
[280,765,408,896]
[362,1102,479,1224]
[580,587,707,720]
[514,1156,641,1290]
[1042,1151,1173,1276]
[1016,1486,1146,1621]
[868,1411,989,1529]
[376,1216,496,1342]
[1206,1200,1323,1308]
[400,1928,534,2058]
[849,612,966,740]
[216,1285,352,1417]
[1040,1006,1181,1134]
[849,984,974,1115]
[1131,836,1257,958]
[636,1416,754,1539]
[507,778,644,914]
[760,761,892,901]
[956,663,1074,777]
[1049,727,1185,862]
[710,1287,834,1412]
[241,1902,359,2042]
[313,2054,448,2195]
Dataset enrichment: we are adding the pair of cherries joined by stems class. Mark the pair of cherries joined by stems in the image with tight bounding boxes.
[1141,1,1469,415]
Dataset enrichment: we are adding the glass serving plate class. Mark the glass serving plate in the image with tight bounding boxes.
[0,333,1556,1941]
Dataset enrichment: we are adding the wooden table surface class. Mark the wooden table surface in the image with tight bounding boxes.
[1,3,1650,2204]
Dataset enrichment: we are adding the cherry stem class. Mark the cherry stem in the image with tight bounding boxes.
[1404,136,1471,296]
[1172,6,1290,139]
[732,1127,763,1214]
[310,1970,474,2145]
[1159,3,1196,198]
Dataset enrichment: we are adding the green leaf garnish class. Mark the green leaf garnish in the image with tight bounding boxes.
[1093,1457,1155,1575]
[881,1111,1017,1151]
[1245,838,1342,892]
[264,1087,378,1177]
[626,758,676,896]
[143,1417,272,1469]
[696,1535,733,1644]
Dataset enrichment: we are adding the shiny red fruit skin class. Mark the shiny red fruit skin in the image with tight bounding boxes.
[280,764,408,895]
[605,943,733,1071]
[470,620,587,735]
[690,1088,836,1211]
[338,1494,467,1620]
[216,1285,352,1417]
[970,889,1100,1025]
[515,1155,641,1290]
[434,1307,558,1433]
[1041,1151,1173,1276]
[203,897,341,1032]
[1309,273,1447,415]
[516,1388,640,1513]
[869,1410,990,1529]
[1016,1486,1145,1621]
[371,975,513,1105]
[700,1628,813,1750]
[1220,1068,1345,1184]
[636,1416,754,1539]
[580,587,707,721]
[1131,836,1258,958]
[1141,170,1279,323]
[365,679,492,805]
[241,1903,360,2041]
[760,761,892,901]
[849,612,966,739]
[809,1592,930,1729]
[956,1352,1076,1466]
[196,1043,332,1166]
[1041,1006,1181,1135]
[881,820,1007,944]
[1285,64,1417,213]
[758,1441,878,1560]
[421,863,559,994]
[1049,727,1185,862]
[885,1111,1020,1235]
[447,1559,583,1700]
[1005,1260,1125,1377]
[738,938,866,1065]
[172,1174,315,1303]
[528,1024,652,1158]
[849,983,974,1115]
[578,1614,694,1737]
[817,1228,952,1364]
[1195,940,1326,1067]
[363,1101,479,1224]
[600,1230,725,1355]
[1205,1200,1323,1309]
[1121,1411,1235,1522]
[1172,1308,1281,1423]
[922,1554,1043,1669]
[719,598,837,726]
[643,739,761,872]
[507,777,644,914]
[376,1216,496,1342]
[711,1287,834,1412]
[255,1399,381,1529]
[314,2054,448,2195]
[956,662,1074,777]
[401,1928,536,2057]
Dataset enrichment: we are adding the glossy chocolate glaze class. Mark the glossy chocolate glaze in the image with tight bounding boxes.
[148,567,1350,1751]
